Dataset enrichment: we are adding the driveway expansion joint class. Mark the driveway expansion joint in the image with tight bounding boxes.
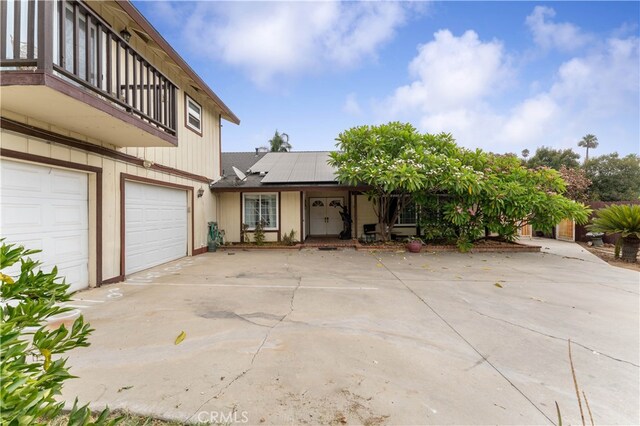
[472,309,640,368]
[374,254,555,425]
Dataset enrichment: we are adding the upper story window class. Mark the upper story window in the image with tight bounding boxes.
[185,94,202,134]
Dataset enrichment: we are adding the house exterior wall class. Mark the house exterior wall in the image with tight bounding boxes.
[0,1,235,285]
[216,191,302,243]
[280,191,302,242]
[1,122,216,284]
[355,195,377,238]
[217,192,241,243]
[87,2,222,179]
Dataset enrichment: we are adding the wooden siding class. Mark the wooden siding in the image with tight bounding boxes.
[217,192,240,243]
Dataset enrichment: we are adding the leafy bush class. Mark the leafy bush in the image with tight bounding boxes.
[253,220,266,246]
[0,241,117,425]
[281,230,297,246]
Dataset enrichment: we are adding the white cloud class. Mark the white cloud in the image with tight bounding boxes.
[389,30,510,116]
[525,6,590,51]
[343,93,363,116]
[383,29,515,149]
[380,13,639,154]
[180,2,414,87]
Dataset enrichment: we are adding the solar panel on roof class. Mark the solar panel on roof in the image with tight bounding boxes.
[256,152,337,183]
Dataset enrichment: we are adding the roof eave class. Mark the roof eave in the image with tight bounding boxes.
[116,0,240,125]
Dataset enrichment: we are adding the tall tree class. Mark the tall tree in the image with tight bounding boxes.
[527,146,581,170]
[268,130,292,152]
[329,122,462,241]
[586,153,640,201]
[578,134,599,162]
[521,148,530,160]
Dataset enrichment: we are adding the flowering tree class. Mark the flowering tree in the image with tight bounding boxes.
[440,153,590,245]
[330,122,590,247]
[329,122,461,241]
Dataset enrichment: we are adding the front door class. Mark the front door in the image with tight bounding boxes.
[309,197,344,236]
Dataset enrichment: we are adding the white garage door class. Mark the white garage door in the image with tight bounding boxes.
[0,160,89,292]
[124,181,188,274]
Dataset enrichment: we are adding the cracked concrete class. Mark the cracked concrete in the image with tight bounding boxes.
[62,239,639,424]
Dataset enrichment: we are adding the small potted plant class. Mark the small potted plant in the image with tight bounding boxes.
[406,237,423,253]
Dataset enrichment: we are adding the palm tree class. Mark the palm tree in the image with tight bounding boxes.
[268,130,292,152]
[578,134,598,163]
[588,204,640,263]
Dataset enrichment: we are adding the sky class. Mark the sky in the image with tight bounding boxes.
[133,1,640,158]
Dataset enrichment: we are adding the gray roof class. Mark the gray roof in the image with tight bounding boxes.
[250,152,336,183]
[213,151,340,190]
[221,151,267,176]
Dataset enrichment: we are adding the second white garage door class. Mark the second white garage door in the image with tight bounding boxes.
[124,181,188,274]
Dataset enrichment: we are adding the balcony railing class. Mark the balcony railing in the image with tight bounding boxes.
[1,0,177,136]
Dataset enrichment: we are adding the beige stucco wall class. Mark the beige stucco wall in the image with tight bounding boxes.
[1,125,216,284]
[280,191,301,242]
[216,191,301,243]
[355,195,377,238]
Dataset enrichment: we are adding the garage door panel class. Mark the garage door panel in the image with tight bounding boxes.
[1,163,42,193]
[1,160,89,292]
[52,204,86,227]
[51,172,87,197]
[125,181,187,275]
[2,203,42,227]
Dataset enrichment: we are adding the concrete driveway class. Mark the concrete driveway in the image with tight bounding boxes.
[62,239,639,425]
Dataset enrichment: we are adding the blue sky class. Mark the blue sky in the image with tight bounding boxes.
[134,1,639,158]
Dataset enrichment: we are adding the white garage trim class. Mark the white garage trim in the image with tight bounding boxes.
[0,153,102,290]
[120,174,193,276]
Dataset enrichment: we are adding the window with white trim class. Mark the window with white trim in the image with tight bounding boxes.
[185,94,202,133]
[243,193,278,230]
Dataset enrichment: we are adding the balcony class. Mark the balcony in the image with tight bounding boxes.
[0,0,178,147]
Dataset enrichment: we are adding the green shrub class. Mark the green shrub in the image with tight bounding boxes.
[588,204,640,262]
[253,220,266,246]
[0,241,118,426]
[281,230,297,246]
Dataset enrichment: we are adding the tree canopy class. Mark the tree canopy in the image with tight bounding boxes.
[330,122,590,246]
[526,146,581,170]
[329,122,462,241]
[578,134,599,162]
[267,130,292,152]
[586,153,640,201]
